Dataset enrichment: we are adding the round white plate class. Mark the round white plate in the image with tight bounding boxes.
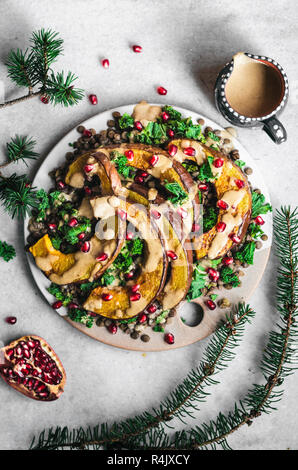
[24,104,272,351]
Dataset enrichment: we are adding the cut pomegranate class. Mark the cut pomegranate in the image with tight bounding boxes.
[217,199,229,210]
[138,313,147,324]
[68,217,78,227]
[235,179,245,189]
[255,215,265,225]
[101,59,109,69]
[168,144,178,157]
[223,256,234,266]
[102,293,113,301]
[48,223,57,231]
[206,300,216,310]
[80,241,90,253]
[134,121,143,131]
[198,183,209,191]
[117,209,127,221]
[84,164,94,173]
[124,150,134,161]
[132,45,142,53]
[0,335,66,401]
[216,221,226,232]
[164,333,174,344]
[157,86,167,96]
[52,301,63,310]
[130,292,141,302]
[83,129,92,138]
[229,233,241,244]
[207,268,220,281]
[147,304,157,314]
[151,209,161,219]
[96,253,108,262]
[6,316,17,325]
[167,250,178,261]
[213,158,224,168]
[88,94,98,105]
[167,129,175,138]
[161,111,170,121]
[149,154,159,166]
[183,147,196,157]
[108,323,117,334]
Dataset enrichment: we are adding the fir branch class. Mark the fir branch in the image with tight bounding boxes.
[0,173,39,219]
[30,304,255,450]
[0,135,39,168]
[44,71,84,107]
[0,240,16,262]
[6,49,36,89]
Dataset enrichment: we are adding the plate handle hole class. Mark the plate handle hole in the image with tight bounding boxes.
[179,302,204,327]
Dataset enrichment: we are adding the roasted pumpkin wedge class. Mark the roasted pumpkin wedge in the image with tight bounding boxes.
[84,196,168,319]
[168,139,252,260]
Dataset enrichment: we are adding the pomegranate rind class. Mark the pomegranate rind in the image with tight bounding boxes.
[0,335,66,402]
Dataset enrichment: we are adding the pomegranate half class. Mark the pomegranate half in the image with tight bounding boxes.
[0,335,66,401]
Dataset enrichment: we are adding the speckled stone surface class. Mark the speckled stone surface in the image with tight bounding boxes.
[0,0,297,451]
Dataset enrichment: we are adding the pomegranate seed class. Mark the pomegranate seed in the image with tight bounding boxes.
[28,341,35,349]
[78,232,85,240]
[68,302,79,309]
[223,256,234,266]
[138,171,149,178]
[167,129,175,138]
[23,349,30,359]
[206,300,216,310]
[117,209,127,221]
[131,284,140,293]
[126,231,134,240]
[84,186,92,195]
[164,333,174,344]
[108,323,117,334]
[213,158,224,168]
[216,222,226,232]
[151,209,161,219]
[124,150,134,161]
[138,313,147,323]
[102,293,113,301]
[229,234,241,244]
[125,270,135,280]
[132,45,142,53]
[134,175,144,184]
[235,179,245,189]
[255,215,265,225]
[52,301,63,310]
[6,316,17,325]
[130,292,141,302]
[6,349,14,358]
[217,199,229,210]
[198,183,209,191]
[207,268,220,281]
[149,154,159,166]
[192,223,201,233]
[177,207,188,219]
[89,94,98,105]
[80,241,90,253]
[88,311,98,318]
[84,164,94,173]
[134,121,143,131]
[167,250,178,260]
[68,217,78,227]
[57,181,66,189]
[147,304,157,314]
[101,58,109,69]
[83,129,92,138]
[161,111,170,121]
[96,253,108,262]
[183,147,196,157]
[157,86,167,96]
[48,223,57,231]
[168,144,178,157]
[40,95,49,104]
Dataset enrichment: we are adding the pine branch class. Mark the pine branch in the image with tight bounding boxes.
[0,135,40,168]
[0,173,39,219]
[0,240,16,262]
[29,304,255,450]
[1,28,83,109]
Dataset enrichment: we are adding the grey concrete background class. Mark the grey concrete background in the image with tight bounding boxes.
[0,0,297,450]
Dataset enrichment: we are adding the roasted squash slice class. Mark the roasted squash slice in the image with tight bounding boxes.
[168,139,252,260]
[84,196,168,319]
